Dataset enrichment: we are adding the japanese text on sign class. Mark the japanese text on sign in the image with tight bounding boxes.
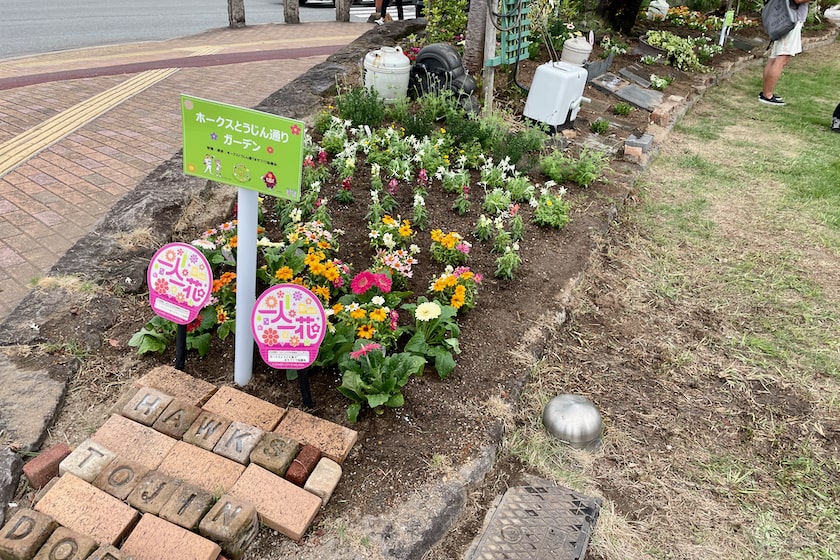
[147,243,213,325]
[252,284,326,370]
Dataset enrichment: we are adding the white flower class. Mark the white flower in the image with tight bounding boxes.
[409,244,420,254]
[371,296,385,306]
[290,208,302,223]
[415,301,441,322]
[382,233,396,249]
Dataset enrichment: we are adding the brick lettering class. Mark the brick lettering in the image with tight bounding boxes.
[133,392,162,415]
[265,437,283,457]
[224,428,250,453]
[161,408,185,426]
[108,465,136,487]
[178,493,198,516]
[212,502,242,527]
[4,514,34,539]
[78,446,105,468]
[47,537,77,559]
[195,418,224,438]
[141,481,166,501]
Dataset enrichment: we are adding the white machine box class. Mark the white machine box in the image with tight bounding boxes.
[523,61,589,129]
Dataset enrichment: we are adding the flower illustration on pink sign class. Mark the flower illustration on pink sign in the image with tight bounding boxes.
[147,242,213,324]
[251,284,326,370]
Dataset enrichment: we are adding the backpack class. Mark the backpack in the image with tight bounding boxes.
[762,0,798,41]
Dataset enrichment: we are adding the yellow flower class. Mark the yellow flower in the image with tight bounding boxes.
[382,215,397,226]
[546,199,553,207]
[312,285,330,302]
[332,303,344,314]
[450,293,465,309]
[432,278,447,292]
[216,306,228,323]
[370,308,388,322]
[350,308,367,320]
[399,222,413,237]
[357,324,375,339]
[430,229,444,242]
[275,266,294,282]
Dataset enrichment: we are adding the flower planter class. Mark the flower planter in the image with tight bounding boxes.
[635,35,668,59]
[584,52,614,81]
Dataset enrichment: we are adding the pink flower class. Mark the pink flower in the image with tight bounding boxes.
[373,273,392,293]
[350,342,382,360]
[418,168,428,186]
[389,310,399,330]
[318,150,328,165]
[303,155,314,167]
[290,124,301,136]
[456,243,470,254]
[341,177,352,190]
[388,178,399,195]
[351,271,376,295]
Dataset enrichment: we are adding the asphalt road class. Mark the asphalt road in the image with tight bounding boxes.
[0,0,362,59]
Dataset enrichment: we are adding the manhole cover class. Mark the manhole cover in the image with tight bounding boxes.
[466,485,601,560]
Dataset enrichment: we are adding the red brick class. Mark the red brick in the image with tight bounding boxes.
[202,386,285,431]
[120,514,220,560]
[274,408,357,464]
[34,473,140,545]
[157,441,245,495]
[0,508,58,559]
[23,443,71,489]
[285,444,320,487]
[136,365,217,406]
[91,414,177,471]
[228,464,321,541]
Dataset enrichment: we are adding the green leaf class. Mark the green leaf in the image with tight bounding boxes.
[187,333,212,357]
[346,402,361,423]
[385,392,405,408]
[429,347,456,378]
[128,330,168,355]
[367,393,391,409]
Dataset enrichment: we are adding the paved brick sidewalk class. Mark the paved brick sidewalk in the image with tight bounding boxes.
[3,365,357,559]
[0,22,370,320]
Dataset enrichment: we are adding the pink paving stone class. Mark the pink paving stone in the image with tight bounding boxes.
[34,473,140,545]
[201,386,286,431]
[228,464,322,542]
[90,414,177,471]
[157,441,245,496]
[23,442,71,489]
[87,544,132,559]
[274,408,358,464]
[120,514,220,560]
[135,365,217,406]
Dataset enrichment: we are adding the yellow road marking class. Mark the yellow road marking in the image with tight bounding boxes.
[0,67,179,177]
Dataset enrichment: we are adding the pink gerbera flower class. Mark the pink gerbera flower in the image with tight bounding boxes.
[351,271,376,295]
[350,342,382,360]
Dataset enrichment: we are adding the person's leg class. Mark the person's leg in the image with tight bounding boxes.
[379,0,393,21]
[762,54,790,99]
[368,0,383,22]
[396,0,404,19]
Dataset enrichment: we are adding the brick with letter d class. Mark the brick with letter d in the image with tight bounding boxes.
[0,508,57,560]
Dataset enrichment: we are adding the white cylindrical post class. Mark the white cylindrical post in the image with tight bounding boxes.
[234,188,258,386]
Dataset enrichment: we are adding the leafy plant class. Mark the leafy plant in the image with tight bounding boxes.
[402,297,461,378]
[643,30,708,72]
[650,73,674,90]
[430,229,471,266]
[540,146,609,187]
[495,243,522,280]
[335,86,385,127]
[612,102,633,116]
[590,118,610,134]
[337,340,425,423]
[533,187,571,229]
[428,266,483,312]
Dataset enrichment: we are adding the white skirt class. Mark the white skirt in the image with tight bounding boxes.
[770,22,803,58]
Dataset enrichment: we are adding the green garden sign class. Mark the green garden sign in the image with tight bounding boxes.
[181,94,304,201]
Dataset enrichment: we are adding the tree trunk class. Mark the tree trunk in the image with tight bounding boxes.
[596,0,644,35]
[228,0,246,28]
[285,0,301,24]
[463,0,490,75]
[335,0,351,22]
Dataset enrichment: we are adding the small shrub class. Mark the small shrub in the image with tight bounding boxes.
[612,102,633,116]
[540,146,609,188]
[335,86,385,127]
[590,118,610,134]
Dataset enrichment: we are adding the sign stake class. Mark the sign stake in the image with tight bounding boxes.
[234,188,259,386]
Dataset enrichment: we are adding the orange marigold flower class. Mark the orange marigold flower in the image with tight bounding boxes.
[275,266,294,282]
[229,236,238,248]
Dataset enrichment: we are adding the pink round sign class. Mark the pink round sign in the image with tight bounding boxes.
[251,284,326,370]
[147,242,213,325]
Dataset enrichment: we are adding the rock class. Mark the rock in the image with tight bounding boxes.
[0,447,23,527]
